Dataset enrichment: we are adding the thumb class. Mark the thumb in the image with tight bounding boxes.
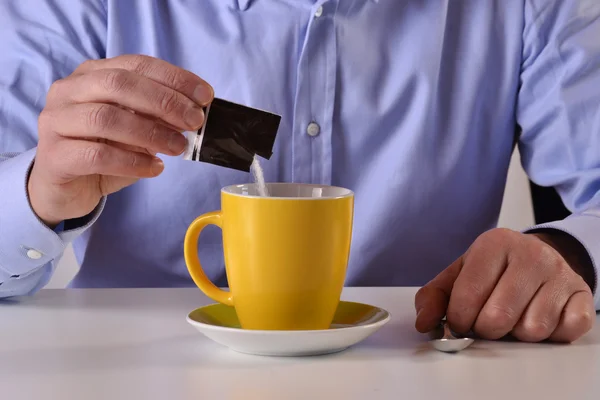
[414,255,464,333]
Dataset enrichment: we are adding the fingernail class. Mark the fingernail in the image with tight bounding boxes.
[151,158,165,175]
[168,133,187,155]
[193,84,213,105]
[184,106,204,129]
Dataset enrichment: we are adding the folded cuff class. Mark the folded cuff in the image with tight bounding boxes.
[0,149,105,282]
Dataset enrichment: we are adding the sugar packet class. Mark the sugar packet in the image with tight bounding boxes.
[183,98,281,172]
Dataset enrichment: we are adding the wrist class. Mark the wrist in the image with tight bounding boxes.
[27,165,64,228]
[530,230,596,291]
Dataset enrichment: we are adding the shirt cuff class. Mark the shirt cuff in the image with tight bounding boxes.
[0,149,105,282]
[524,214,600,310]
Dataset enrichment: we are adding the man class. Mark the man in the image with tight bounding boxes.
[0,0,598,342]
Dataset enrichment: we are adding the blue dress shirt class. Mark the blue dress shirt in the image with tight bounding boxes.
[0,0,599,309]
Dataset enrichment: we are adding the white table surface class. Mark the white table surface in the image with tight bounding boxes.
[1,287,599,400]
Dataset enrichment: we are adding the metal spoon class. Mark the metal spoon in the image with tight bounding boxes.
[429,319,474,353]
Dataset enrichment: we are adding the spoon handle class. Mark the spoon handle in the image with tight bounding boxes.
[440,317,476,339]
[442,321,455,340]
[428,317,476,340]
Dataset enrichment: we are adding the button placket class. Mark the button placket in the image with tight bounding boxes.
[309,1,337,185]
[291,0,337,184]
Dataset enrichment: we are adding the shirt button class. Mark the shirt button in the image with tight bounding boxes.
[306,122,320,137]
[314,6,323,18]
[26,249,43,260]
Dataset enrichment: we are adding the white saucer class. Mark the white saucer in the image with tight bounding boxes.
[186,301,391,356]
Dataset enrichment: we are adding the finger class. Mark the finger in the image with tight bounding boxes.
[414,255,463,333]
[42,103,188,156]
[50,68,205,132]
[74,55,214,106]
[472,233,562,340]
[510,279,572,342]
[52,139,165,179]
[102,108,158,156]
[549,290,595,343]
[446,242,509,334]
[473,263,546,340]
[109,141,156,156]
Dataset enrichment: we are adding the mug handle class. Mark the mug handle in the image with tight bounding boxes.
[184,211,234,306]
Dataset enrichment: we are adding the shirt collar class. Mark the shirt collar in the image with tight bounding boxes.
[237,0,379,11]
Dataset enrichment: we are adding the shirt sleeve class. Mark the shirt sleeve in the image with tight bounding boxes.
[518,0,600,309]
[0,0,107,297]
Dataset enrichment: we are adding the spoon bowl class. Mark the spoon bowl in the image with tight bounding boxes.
[428,319,475,353]
[430,337,474,353]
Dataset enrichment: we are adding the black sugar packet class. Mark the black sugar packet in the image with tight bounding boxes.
[183,98,281,172]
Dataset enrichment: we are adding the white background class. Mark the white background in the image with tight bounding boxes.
[47,150,535,288]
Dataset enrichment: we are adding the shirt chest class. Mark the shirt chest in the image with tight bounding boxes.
[105,0,524,189]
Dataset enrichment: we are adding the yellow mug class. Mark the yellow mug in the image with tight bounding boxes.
[184,183,354,330]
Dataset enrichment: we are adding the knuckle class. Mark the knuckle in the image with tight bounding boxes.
[476,304,517,338]
[483,304,516,326]
[128,153,142,169]
[536,240,560,265]
[100,69,131,93]
[145,124,161,147]
[511,237,559,277]
[473,228,516,252]
[163,68,188,90]
[555,264,574,286]
[122,55,188,90]
[491,227,516,240]
[565,309,594,334]
[75,59,96,73]
[37,109,54,133]
[158,90,180,115]
[87,104,118,131]
[518,319,554,342]
[122,54,151,73]
[486,228,516,243]
[47,78,68,102]
[81,145,105,169]
[533,245,562,276]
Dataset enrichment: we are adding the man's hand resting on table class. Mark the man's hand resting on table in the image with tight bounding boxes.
[28,55,214,227]
[415,228,596,342]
